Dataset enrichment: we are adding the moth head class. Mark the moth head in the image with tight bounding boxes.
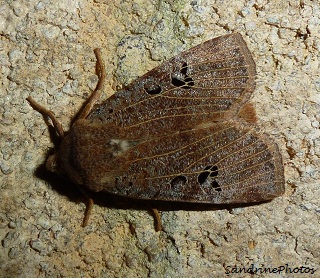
[45,132,84,185]
[46,153,59,174]
[25,96,69,176]
[45,144,69,177]
[45,130,71,176]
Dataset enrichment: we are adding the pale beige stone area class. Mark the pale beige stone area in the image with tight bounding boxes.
[1,0,319,277]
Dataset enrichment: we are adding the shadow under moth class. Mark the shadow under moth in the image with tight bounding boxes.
[27,33,285,231]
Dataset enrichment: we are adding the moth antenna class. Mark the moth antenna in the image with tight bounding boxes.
[26,96,64,138]
[94,48,107,91]
[77,48,107,120]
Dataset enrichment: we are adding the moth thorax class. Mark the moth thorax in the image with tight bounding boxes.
[46,153,58,173]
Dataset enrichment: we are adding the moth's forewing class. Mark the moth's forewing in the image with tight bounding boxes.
[69,120,284,203]
[113,121,284,203]
[86,33,256,138]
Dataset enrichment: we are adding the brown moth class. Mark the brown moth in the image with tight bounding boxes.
[27,33,285,229]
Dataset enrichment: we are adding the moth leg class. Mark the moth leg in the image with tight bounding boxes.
[77,48,106,120]
[141,201,162,231]
[82,197,94,227]
[151,208,162,232]
[26,96,64,138]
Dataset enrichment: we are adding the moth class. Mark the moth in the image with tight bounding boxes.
[27,33,285,230]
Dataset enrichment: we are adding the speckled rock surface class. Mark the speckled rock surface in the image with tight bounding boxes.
[1,0,319,277]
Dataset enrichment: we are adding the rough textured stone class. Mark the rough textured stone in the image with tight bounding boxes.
[1,0,319,277]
